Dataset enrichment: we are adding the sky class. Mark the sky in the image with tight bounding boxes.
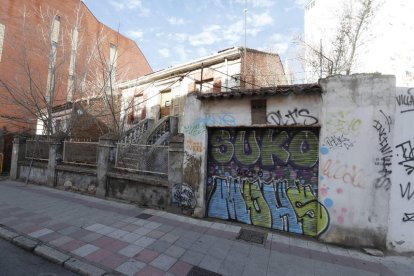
[82,0,308,73]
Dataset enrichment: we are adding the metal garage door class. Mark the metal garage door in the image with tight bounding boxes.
[206,127,329,237]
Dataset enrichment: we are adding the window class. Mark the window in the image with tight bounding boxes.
[0,23,5,62]
[160,89,172,118]
[251,99,267,124]
[46,16,60,103]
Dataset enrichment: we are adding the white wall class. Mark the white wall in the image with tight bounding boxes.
[387,87,414,253]
[319,74,396,248]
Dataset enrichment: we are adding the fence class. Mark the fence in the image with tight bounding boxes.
[63,141,98,165]
[25,139,50,161]
[115,143,168,175]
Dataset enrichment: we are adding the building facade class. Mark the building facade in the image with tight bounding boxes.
[118,47,287,131]
[304,0,414,86]
[0,0,152,135]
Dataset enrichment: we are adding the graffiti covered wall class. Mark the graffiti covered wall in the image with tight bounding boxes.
[206,128,329,237]
[319,75,396,249]
[387,87,414,252]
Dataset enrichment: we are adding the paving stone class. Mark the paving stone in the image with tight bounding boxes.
[79,232,103,243]
[180,250,205,266]
[95,225,116,235]
[115,259,146,276]
[118,244,145,257]
[64,257,106,276]
[34,244,70,264]
[146,230,165,239]
[107,229,129,239]
[28,228,54,238]
[85,223,106,232]
[147,240,172,253]
[12,236,39,251]
[99,253,128,270]
[145,221,162,229]
[161,233,179,243]
[59,239,86,252]
[165,244,186,259]
[58,226,80,236]
[150,254,177,271]
[85,248,114,263]
[135,265,164,276]
[71,244,100,257]
[131,219,147,226]
[133,226,153,236]
[119,232,141,243]
[199,254,223,273]
[49,235,74,247]
[121,224,141,232]
[169,260,193,276]
[134,236,156,248]
[134,249,160,263]
[107,239,129,251]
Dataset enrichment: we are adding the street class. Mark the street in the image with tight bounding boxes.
[0,238,76,276]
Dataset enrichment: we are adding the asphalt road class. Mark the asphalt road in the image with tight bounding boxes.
[0,238,77,276]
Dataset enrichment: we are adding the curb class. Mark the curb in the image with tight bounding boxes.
[0,225,112,276]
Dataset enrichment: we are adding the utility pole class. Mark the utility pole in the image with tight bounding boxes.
[243,0,247,88]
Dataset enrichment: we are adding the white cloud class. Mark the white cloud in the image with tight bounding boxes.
[158,48,170,58]
[167,33,188,42]
[167,17,186,25]
[251,12,273,27]
[127,30,144,40]
[189,25,221,46]
[234,0,275,8]
[109,0,150,16]
[294,0,310,9]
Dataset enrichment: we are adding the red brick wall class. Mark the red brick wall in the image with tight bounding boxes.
[241,49,287,89]
[0,0,152,134]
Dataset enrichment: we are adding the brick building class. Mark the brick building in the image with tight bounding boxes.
[0,0,152,135]
[0,0,152,172]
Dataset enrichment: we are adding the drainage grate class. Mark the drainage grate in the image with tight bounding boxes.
[237,228,266,245]
[135,213,153,219]
[187,266,222,276]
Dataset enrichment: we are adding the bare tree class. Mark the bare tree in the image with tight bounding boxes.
[299,0,379,80]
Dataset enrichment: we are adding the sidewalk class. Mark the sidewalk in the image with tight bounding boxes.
[0,180,412,276]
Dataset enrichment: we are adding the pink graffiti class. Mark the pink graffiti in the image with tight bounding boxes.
[322,159,366,189]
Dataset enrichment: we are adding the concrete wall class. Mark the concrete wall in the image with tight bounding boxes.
[181,74,405,251]
[319,75,396,249]
[181,92,322,218]
[387,87,414,253]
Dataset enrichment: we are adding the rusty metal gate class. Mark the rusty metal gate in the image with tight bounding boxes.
[206,127,329,237]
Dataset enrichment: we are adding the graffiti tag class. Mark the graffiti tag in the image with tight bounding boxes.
[207,177,329,237]
[395,140,414,175]
[402,213,414,222]
[396,87,414,113]
[186,138,203,153]
[324,134,354,150]
[400,182,414,200]
[326,111,361,136]
[172,183,197,208]
[322,159,366,189]
[373,110,393,190]
[266,108,318,126]
[184,114,236,136]
[210,129,319,168]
